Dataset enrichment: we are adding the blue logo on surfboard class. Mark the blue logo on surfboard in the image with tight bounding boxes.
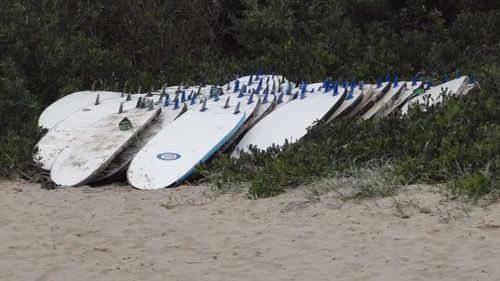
[156,152,181,161]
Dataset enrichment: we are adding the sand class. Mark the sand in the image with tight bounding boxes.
[1,180,499,281]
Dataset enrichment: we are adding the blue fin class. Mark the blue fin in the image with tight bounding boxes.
[263,91,269,104]
[234,102,241,114]
[181,90,186,103]
[376,77,382,88]
[411,76,417,86]
[394,75,399,87]
[163,94,169,107]
[214,89,220,102]
[277,93,284,104]
[174,98,180,110]
[224,96,230,108]
[248,75,253,86]
[237,88,244,98]
[200,98,208,112]
[359,80,364,90]
[234,80,240,93]
[426,80,432,90]
[286,84,292,95]
[385,73,390,83]
[469,74,476,84]
[256,78,263,92]
[190,93,197,105]
[266,76,270,84]
[248,93,255,104]
[347,87,354,100]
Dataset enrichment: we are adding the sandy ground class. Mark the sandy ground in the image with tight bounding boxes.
[1,180,499,281]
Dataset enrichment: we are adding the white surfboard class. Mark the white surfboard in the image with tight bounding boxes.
[231,89,346,158]
[94,95,191,181]
[346,82,390,118]
[400,76,469,115]
[34,95,145,170]
[128,97,248,190]
[326,86,363,122]
[50,106,161,186]
[361,80,407,120]
[38,91,126,129]
[376,80,424,118]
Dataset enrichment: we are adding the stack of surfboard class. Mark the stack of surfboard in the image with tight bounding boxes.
[34,70,476,189]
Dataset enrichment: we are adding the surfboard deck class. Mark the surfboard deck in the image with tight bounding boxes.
[400,76,469,115]
[232,89,346,158]
[127,98,247,190]
[50,107,161,186]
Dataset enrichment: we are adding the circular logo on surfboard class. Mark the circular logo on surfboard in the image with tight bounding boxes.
[156,152,181,161]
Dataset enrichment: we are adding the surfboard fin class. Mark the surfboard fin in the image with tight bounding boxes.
[118,102,124,114]
[456,69,462,78]
[214,89,221,102]
[234,102,241,114]
[136,97,143,108]
[263,91,269,104]
[248,75,254,86]
[121,91,125,98]
[347,87,354,100]
[146,85,153,97]
[95,94,100,105]
[200,98,208,112]
[233,80,240,93]
[385,73,390,83]
[411,76,417,86]
[181,90,186,103]
[277,93,284,104]
[359,80,364,91]
[190,93,197,105]
[224,96,230,108]
[469,74,476,84]
[376,77,382,88]
[126,92,132,101]
[444,73,449,82]
[174,98,180,110]
[164,94,170,107]
[248,93,255,104]
[426,80,432,90]
[394,75,399,87]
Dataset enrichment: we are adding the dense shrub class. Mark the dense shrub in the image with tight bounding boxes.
[1,0,499,200]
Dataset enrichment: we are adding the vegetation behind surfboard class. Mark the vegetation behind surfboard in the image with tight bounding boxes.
[1,0,499,198]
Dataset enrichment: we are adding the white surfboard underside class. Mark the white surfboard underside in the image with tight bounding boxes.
[127,98,248,190]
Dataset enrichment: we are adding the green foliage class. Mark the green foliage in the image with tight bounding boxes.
[1,0,500,200]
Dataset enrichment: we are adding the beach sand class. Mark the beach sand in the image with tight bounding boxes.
[1,180,499,281]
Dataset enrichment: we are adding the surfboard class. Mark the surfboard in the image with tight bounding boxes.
[376,80,424,118]
[399,76,469,115]
[127,97,247,190]
[34,94,145,170]
[50,106,161,186]
[38,91,126,129]
[93,94,191,182]
[231,88,347,158]
[326,85,363,122]
[361,78,407,120]
[346,82,390,118]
